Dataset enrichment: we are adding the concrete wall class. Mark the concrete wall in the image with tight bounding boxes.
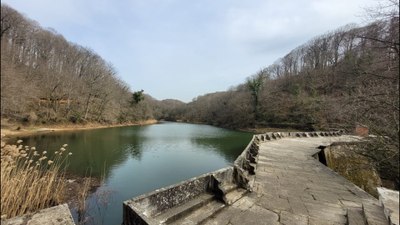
[123,130,345,225]
[233,131,344,191]
[321,143,382,197]
[123,167,233,225]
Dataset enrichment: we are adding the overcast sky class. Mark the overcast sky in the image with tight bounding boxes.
[3,0,379,102]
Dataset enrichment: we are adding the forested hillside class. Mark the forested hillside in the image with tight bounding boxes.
[1,2,398,140]
[177,3,399,137]
[0,4,162,124]
[1,2,398,186]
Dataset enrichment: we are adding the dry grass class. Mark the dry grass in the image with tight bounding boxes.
[78,178,91,214]
[76,177,93,225]
[0,139,72,219]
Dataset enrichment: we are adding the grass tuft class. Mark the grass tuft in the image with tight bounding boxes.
[1,139,72,219]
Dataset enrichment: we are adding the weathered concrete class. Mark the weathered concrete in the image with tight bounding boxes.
[124,132,390,225]
[2,204,75,225]
[123,167,238,225]
[322,143,382,197]
[378,187,399,225]
[205,134,388,225]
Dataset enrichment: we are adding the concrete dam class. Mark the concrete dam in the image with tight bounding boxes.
[3,131,398,225]
[122,131,397,225]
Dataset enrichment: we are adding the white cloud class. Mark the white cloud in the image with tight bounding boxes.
[224,0,377,48]
[2,0,123,29]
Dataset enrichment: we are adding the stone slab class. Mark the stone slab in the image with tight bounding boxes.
[347,208,367,225]
[2,204,75,225]
[377,187,399,225]
[279,211,308,225]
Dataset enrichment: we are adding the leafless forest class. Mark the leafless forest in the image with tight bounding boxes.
[1,2,398,186]
[1,4,160,124]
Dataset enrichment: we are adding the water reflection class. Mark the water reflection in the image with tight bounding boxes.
[190,134,252,162]
[16,122,252,224]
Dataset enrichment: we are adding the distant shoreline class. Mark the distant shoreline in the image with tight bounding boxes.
[1,118,305,142]
[0,119,158,140]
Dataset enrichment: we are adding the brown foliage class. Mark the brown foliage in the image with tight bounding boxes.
[0,4,156,125]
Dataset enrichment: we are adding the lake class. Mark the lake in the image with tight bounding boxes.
[17,122,253,225]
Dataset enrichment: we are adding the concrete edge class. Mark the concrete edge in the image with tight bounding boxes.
[123,167,234,225]
[2,204,75,225]
[377,187,400,225]
[233,131,344,191]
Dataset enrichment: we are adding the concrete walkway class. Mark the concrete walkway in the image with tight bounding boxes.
[203,135,387,225]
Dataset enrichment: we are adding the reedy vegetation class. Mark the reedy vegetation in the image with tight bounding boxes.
[0,140,71,219]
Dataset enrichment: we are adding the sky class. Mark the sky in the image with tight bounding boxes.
[2,0,379,102]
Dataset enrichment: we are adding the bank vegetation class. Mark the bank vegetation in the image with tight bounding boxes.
[0,140,70,219]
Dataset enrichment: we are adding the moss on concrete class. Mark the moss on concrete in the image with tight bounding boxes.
[324,143,382,197]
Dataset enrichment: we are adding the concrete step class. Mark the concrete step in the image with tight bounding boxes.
[169,200,225,225]
[155,193,215,224]
[217,182,247,205]
[223,188,247,205]
[347,208,367,225]
[219,183,237,194]
[362,202,389,225]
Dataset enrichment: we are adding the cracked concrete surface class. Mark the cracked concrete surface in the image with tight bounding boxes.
[205,135,386,225]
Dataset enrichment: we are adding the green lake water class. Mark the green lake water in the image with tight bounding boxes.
[17,122,253,225]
